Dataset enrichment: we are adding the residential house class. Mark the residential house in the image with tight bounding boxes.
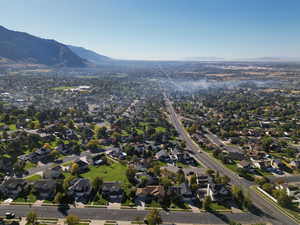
[134,172,159,187]
[271,159,283,169]
[207,183,230,202]
[252,159,271,170]
[108,147,127,160]
[227,152,245,161]
[33,179,57,200]
[136,185,165,202]
[155,150,170,162]
[102,182,124,202]
[171,183,195,202]
[290,160,300,169]
[90,154,106,166]
[237,160,252,171]
[0,178,28,199]
[43,166,64,179]
[196,174,213,188]
[68,178,92,203]
[73,159,89,173]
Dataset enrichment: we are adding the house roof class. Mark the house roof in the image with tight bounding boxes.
[238,160,251,167]
[69,178,91,192]
[2,178,27,189]
[34,179,56,191]
[136,185,165,197]
[102,182,122,192]
[155,150,168,158]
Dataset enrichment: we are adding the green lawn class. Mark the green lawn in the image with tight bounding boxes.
[209,202,230,211]
[24,161,37,170]
[92,194,109,205]
[82,162,129,184]
[225,164,239,173]
[155,127,166,133]
[135,128,144,135]
[145,200,161,208]
[176,162,189,168]
[9,124,16,131]
[14,193,36,203]
[26,174,42,181]
[170,201,191,209]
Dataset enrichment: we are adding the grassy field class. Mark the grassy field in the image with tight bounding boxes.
[82,162,129,184]
[26,174,42,181]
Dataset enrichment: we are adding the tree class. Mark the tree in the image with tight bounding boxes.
[176,169,186,184]
[92,176,103,193]
[50,150,60,159]
[203,196,211,210]
[277,190,292,208]
[145,209,162,225]
[67,120,75,129]
[70,163,79,175]
[65,215,80,225]
[63,175,76,190]
[26,211,37,225]
[96,127,107,138]
[128,186,137,200]
[159,177,172,189]
[262,183,274,194]
[54,192,64,204]
[206,169,214,176]
[243,192,253,210]
[126,166,137,184]
[231,185,244,207]
[220,175,230,185]
[86,139,99,151]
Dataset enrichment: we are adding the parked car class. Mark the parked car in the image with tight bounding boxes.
[5,212,15,219]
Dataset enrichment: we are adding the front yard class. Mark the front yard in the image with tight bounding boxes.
[82,162,129,184]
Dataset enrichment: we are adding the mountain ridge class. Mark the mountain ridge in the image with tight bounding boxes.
[68,45,111,65]
[0,25,86,67]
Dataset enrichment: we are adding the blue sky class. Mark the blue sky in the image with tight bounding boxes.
[1,0,300,60]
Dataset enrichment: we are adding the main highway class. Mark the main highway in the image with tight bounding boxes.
[164,95,299,225]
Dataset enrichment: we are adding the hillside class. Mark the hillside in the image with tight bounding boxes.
[68,45,111,65]
[0,25,86,67]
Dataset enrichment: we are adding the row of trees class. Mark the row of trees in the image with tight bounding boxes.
[25,210,162,225]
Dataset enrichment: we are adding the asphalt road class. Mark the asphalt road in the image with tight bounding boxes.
[164,96,299,225]
[202,128,241,153]
[0,205,267,224]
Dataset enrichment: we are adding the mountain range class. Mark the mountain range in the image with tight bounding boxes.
[0,25,110,67]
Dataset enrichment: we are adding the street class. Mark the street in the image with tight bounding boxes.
[0,205,267,224]
[164,95,299,225]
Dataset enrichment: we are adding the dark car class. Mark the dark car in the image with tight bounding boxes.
[5,212,15,219]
